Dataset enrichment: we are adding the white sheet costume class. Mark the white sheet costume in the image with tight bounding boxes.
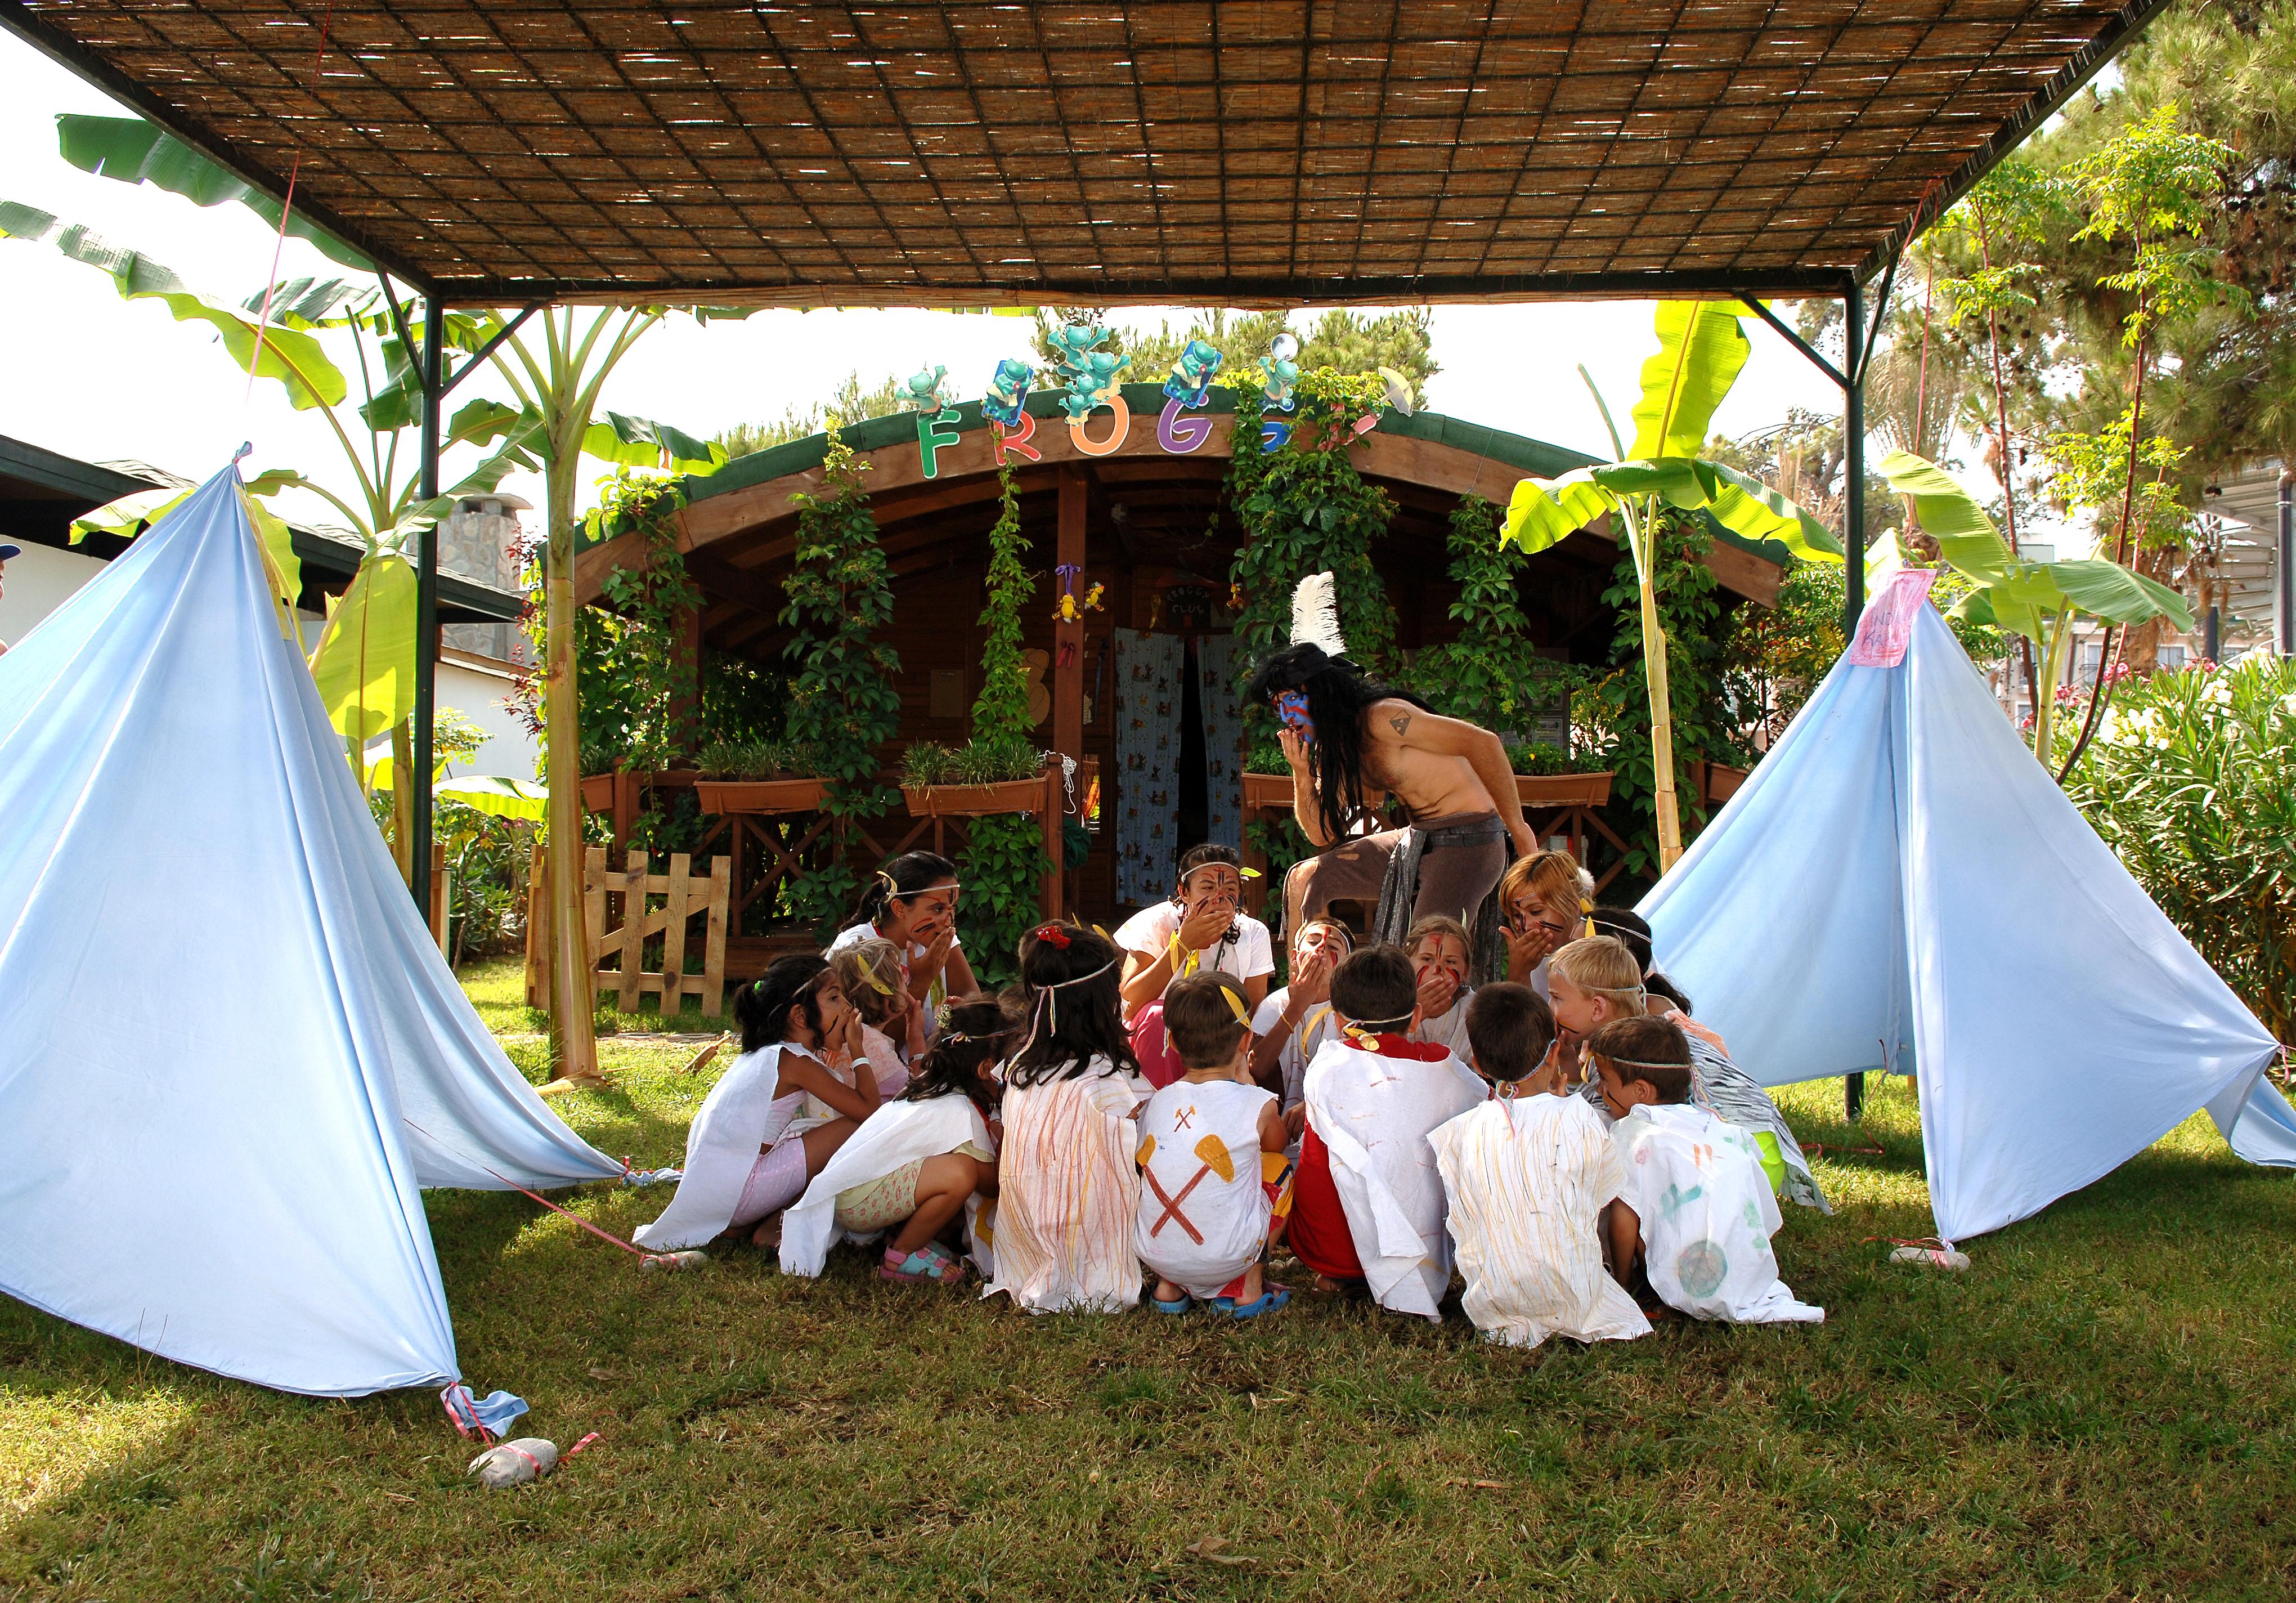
[984,1058,1151,1313]
[1412,996,1474,1062]
[779,1092,997,1276]
[1429,1093,1649,1349]
[1133,1078,1277,1300]
[634,1045,836,1250]
[1613,1104,1824,1324]
[1300,1036,1486,1321]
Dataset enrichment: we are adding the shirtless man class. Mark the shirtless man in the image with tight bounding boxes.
[1244,639,1535,942]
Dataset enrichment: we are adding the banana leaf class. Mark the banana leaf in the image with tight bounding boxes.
[56,114,372,270]
[1877,449,2012,582]
[1628,301,1750,461]
[1698,461,1844,561]
[1501,467,1616,553]
[582,410,728,474]
[308,553,418,748]
[362,752,549,823]
[0,202,346,409]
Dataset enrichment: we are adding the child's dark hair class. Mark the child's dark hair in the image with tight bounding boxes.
[1586,1016,1693,1103]
[1464,983,1556,1082]
[1586,906,1694,1015]
[1330,944,1416,1032]
[852,850,958,927]
[1007,924,1138,1088]
[736,953,829,1053]
[1173,842,1243,895]
[904,996,1011,1113]
[1165,972,1251,1070]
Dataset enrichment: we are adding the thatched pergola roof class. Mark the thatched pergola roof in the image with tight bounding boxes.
[3,0,2168,306]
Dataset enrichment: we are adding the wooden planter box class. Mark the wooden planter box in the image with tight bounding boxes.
[1242,771,1296,809]
[903,776,1047,817]
[693,777,830,814]
[580,774,617,812]
[1699,762,1748,805]
[1517,771,1613,808]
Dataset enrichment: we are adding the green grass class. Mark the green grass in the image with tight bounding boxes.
[5,969,2295,1601]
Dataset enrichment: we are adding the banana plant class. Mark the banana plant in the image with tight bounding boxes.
[1500,301,1842,870]
[1877,449,2191,764]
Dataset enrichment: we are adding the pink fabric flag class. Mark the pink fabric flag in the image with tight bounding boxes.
[1848,568,1940,668]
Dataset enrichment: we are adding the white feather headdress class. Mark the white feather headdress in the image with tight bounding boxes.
[1289,571,1349,659]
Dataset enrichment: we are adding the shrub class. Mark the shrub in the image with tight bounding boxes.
[2060,655,2296,1039]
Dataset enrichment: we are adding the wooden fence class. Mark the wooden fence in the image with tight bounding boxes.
[524,844,730,1018]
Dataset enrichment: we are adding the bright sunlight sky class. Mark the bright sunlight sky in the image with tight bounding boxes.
[3,28,1875,539]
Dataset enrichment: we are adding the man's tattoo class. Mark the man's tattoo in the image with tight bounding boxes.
[1388,711,1412,737]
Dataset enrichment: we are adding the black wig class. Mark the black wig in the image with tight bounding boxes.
[1244,642,1428,845]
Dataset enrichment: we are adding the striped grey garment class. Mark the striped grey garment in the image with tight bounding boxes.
[1577,1035,1829,1214]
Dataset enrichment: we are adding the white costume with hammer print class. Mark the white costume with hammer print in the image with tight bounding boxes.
[1132,1078,1277,1300]
[1613,1104,1823,1326]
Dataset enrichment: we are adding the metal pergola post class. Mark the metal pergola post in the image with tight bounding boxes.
[411,299,444,923]
[1743,270,1884,1120]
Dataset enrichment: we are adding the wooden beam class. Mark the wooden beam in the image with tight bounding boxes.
[1055,466,1087,767]
[573,527,648,606]
[1702,539,1783,607]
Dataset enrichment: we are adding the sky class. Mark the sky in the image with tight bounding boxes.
[0,28,1857,538]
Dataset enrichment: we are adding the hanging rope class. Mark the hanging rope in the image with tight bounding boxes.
[243,0,342,407]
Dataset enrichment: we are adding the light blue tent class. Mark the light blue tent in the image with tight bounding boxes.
[0,466,621,1396]
[1642,571,2296,1244]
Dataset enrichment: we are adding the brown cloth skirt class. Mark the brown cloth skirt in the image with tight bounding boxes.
[1282,811,1507,941]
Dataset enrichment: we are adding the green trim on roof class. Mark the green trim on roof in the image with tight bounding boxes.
[585,383,1793,571]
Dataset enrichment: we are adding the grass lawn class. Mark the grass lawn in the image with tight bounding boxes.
[4,957,2293,1601]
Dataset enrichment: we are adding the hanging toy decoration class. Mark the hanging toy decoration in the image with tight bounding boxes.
[1259,332,1301,412]
[1082,581,1106,613]
[1162,338,1225,407]
[982,357,1034,426]
[902,364,958,413]
[1053,562,1087,622]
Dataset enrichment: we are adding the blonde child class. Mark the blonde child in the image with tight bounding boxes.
[831,937,925,1091]
[1290,944,1487,1320]
[1134,973,1289,1318]
[1405,914,1474,1059]
[634,955,881,1253]
[1589,1017,1823,1326]
[1497,849,1595,996]
[1428,983,1649,1349]
[1248,915,1351,1122]
[781,996,1007,1286]
[1547,937,1827,1211]
[983,924,1155,1313]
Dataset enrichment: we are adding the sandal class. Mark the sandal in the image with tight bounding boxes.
[1152,1292,1194,1314]
[880,1247,966,1284]
[1229,1285,1290,1319]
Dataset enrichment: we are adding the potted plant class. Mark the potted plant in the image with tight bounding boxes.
[692,738,829,814]
[900,738,1047,818]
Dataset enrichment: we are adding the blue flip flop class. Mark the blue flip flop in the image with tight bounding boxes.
[1229,1285,1290,1319]
[1153,1293,1194,1314]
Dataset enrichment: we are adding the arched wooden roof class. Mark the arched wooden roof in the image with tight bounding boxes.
[576,382,1786,660]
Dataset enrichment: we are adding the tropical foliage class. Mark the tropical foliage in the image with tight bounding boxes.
[1504,302,1839,868]
[2058,655,2296,1040]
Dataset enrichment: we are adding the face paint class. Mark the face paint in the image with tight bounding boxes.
[1275,689,1313,738]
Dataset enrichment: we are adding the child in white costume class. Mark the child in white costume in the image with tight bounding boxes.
[1134,973,1288,1317]
[1429,983,1649,1349]
[781,997,1007,1286]
[830,937,926,1085]
[1294,945,1486,1322]
[634,956,881,1252]
[984,924,1155,1314]
[1590,1017,1823,1326]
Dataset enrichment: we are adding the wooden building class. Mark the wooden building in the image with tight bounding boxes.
[574,384,1787,924]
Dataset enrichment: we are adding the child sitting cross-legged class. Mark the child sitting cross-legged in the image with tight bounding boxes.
[1134,973,1290,1319]
[778,997,1009,1286]
[1590,1017,1824,1326]
[984,924,1157,1314]
[1427,983,1650,1349]
[1289,943,1487,1321]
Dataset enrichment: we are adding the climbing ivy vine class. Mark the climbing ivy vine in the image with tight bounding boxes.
[957,464,1048,983]
[782,436,902,935]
